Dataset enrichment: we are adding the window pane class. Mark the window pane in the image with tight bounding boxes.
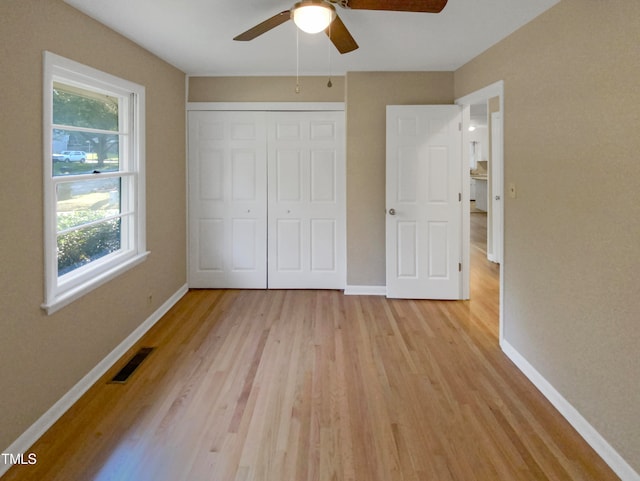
[57,178,121,232]
[57,219,122,276]
[52,129,119,176]
[53,82,118,131]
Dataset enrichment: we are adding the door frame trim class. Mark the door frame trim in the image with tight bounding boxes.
[490,110,503,265]
[455,80,505,343]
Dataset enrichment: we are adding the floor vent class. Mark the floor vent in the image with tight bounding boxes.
[109,347,155,384]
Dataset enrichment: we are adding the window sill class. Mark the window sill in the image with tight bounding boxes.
[41,251,150,315]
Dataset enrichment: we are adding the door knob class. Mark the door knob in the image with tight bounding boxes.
[388,208,396,215]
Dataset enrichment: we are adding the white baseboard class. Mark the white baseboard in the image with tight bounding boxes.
[0,283,188,477]
[501,339,640,481]
[344,285,387,296]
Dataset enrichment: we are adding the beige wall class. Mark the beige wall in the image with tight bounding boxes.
[345,72,454,285]
[455,0,640,471]
[0,0,186,451]
[189,76,345,102]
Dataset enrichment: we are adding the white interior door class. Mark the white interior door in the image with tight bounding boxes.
[267,112,345,289]
[188,111,267,288]
[386,105,463,299]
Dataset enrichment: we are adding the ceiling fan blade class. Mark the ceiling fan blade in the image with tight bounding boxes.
[345,0,447,13]
[233,10,291,41]
[326,14,358,54]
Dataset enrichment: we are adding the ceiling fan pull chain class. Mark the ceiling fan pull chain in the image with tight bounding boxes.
[295,27,301,94]
[327,20,332,87]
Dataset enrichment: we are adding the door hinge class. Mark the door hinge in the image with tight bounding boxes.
[458,192,462,202]
[458,122,462,131]
[458,263,462,272]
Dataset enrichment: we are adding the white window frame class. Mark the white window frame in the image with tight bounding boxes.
[42,52,148,315]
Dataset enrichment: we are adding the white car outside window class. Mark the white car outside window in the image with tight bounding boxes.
[53,150,86,163]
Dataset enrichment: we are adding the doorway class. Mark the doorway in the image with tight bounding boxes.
[456,81,504,342]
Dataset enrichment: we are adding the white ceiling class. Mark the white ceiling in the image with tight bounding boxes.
[64,0,559,76]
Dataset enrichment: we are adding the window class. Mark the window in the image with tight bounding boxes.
[42,52,148,314]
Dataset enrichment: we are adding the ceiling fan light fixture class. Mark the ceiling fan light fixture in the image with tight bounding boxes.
[291,1,336,34]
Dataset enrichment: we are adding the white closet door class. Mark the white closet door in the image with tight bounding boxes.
[267,112,345,289]
[188,111,267,288]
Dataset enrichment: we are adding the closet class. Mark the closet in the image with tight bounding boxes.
[188,109,345,289]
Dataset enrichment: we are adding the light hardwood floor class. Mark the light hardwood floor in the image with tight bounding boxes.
[2,217,619,480]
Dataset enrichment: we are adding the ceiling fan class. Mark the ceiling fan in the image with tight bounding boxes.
[233,0,448,54]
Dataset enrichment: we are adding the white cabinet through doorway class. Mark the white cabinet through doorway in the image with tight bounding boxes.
[188,109,345,290]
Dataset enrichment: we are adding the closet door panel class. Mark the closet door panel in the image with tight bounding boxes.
[275,150,302,202]
[310,219,336,271]
[188,111,267,288]
[198,219,224,271]
[267,111,345,289]
[276,219,303,271]
[310,150,336,202]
